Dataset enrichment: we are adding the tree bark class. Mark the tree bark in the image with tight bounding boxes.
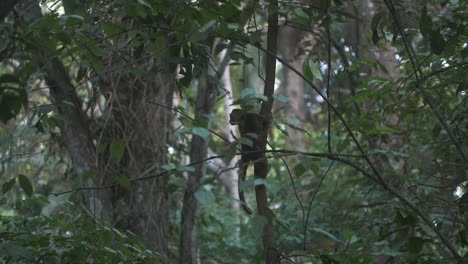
[18,0,113,220]
[277,26,306,148]
[180,68,212,264]
[258,0,279,262]
[102,39,175,253]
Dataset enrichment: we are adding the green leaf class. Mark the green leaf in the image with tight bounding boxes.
[176,165,195,172]
[161,163,176,171]
[429,28,445,55]
[286,117,301,127]
[312,227,338,241]
[273,94,288,104]
[110,140,124,161]
[370,251,403,257]
[254,178,267,187]
[199,20,217,32]
[18,174,33,197]
[114,175,131,190]
[194,189,215,204]
[141,163,158,177]
[292,8,309,25]
[103,23,120,40]
[0,88,27,123]
[137,0,152,9]
[293,163,306,177]
[303,60,322,81]
[342,229,354,240]
[192,127,210,140]
[419,6,432,38]
[189,31,209,42]
[154,38,166,54]
[2,178,16,194]
[373,240,389,246]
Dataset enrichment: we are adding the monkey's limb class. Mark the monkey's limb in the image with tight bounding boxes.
[239,161,253,215]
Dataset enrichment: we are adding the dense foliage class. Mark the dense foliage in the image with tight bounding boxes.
[0,0,467,263]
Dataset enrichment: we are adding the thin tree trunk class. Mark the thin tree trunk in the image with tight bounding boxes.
[258,0,279,262]
[180,69,212,264]
[19,1,113,220]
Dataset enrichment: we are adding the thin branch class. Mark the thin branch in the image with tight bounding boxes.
[304,160,335,249]
[326,23,332,153]
[268,142,305,247]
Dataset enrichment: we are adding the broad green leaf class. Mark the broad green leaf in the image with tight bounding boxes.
[343,229,355,240]
[103,23,120,40]
[293,163,306,177]
[303,60,322,81]
[161,163,176,171]
[192,127,210,140]
[370,251,403,257]
[141,163,158,177]
[154,38,166,54]
[110,140,125,161]
[104,246,117,254]
[273,94,288,103]
[189,31,208,42]
[137,0,152,9]
[286,117,300,128]
[254,178,267,187]
[239,88,268,104]
[312,227,338,241]
[349,235,359,244]
[18,174,33,197]
[373,240,389,246]
[0,87,27,123]
[194,189,215,204]
[2,178,16,194]
[429,28,445,55]
[199,20,216,32]
[114,175,131,190]
[176,165,195,172]
[292,8,309,25]
[419,6,432,38]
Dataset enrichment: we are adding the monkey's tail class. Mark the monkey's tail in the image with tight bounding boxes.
[239,191,253,215]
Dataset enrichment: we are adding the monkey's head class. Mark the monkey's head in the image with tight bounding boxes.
[229,109,243,125]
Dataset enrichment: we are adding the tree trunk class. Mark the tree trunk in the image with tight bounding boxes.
[180,68,212,264]
[277,25,306,150]
[19,0,113,221]
[102,42,175,253]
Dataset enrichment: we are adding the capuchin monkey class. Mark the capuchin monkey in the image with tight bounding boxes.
[229,109,270,215]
